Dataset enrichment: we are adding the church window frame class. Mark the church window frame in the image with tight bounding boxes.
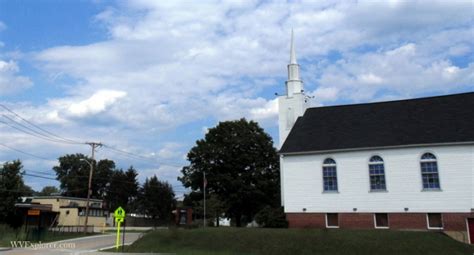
[322,158,338,192]
[369,155,387,191]
[420,152,441,190]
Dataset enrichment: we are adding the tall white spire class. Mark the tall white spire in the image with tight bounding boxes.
[278,30,309,206]
[278,29,307,146]
[286,30,303,97]
[290,29,297,64]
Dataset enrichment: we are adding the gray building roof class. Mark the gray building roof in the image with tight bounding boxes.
[279,92,474,154]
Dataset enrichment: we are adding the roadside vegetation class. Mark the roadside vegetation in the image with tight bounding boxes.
[120,228,473,255]
[0,224,97,247]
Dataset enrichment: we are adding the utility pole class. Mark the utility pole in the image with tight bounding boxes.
[83,142,102,234]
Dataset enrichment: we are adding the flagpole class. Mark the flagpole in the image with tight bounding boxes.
[203,171,206,228]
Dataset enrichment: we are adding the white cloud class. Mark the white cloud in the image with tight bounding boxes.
[4,1,473,191]
[157,143,183,159]
[32,1,473,125]
[358,73,384,85]
[312,87,339,102]
[448,44,471,57]
[0,60,32,95]
[67,90,126,117]
[0,21,6,31]
[250,98,278,121]
[318,43,474,102]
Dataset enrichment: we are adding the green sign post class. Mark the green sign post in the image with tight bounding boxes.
[114,206,126,250]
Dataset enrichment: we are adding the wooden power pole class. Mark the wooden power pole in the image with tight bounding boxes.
[83,142,102,234]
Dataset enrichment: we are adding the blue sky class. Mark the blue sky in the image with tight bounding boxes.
[0,0,473,198]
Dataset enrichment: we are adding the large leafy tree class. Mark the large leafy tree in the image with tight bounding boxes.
[53,153,114,199]
[107,166,139,211]
[179,118,280,227]
[138,175,176,221]
[0,160,31,226]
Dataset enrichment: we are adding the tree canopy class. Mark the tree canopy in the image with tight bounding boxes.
[52,154,145,212]
[179,118,280,227]
[53,153,114,199]
[107,166,139,212]
[138,175,176,221]
[38,186,60,196]
[0,160,32,226]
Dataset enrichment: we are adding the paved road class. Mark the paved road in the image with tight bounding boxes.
[2,232,142,255]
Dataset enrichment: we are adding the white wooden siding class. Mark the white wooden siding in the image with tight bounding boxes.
[282,145,473,213]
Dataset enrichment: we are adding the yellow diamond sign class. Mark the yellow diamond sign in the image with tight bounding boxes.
[114,206,126,222]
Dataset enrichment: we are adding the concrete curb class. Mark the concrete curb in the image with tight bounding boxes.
[0,246,12,251]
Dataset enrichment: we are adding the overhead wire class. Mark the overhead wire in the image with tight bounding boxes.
[0,117,82,145]
[0,104,184,168]
[21,171,188,198]
[1,141,189,194]
[0,104,188,194]
[0,141,187,191]
[0,104,83,145]
[0,143,51,161]
[102,144,183,168]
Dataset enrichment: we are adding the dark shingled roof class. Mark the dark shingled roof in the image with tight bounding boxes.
[279,92,474,154]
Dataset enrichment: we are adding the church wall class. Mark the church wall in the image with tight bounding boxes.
[281,144,473,214]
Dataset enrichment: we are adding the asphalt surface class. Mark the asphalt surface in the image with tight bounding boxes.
[1,232,143,255]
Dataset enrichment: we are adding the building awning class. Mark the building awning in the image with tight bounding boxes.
[15,203,53,212]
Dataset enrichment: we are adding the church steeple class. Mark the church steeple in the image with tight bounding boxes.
[290,29,297,64]
[278,30,308,147]
[286,29,303,97]
[277,30,309,206]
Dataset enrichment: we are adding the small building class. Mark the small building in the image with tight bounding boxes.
[16,196,108,230]
[174,207,193,226]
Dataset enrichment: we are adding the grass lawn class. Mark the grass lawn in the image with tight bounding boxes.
[120,227,474,255]
[0,224,98,247]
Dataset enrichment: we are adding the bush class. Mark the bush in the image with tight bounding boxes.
[254,206,288,228]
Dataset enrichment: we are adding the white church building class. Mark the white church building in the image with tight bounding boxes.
[277,33,474,243]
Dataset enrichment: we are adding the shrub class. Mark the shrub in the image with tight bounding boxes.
[255,206,288,228]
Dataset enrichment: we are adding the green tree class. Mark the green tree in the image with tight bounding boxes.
[53,153,114,199]
[21,185,35,196]
[38,186,60,196]
[138,175,176,221]
[254,206,288,228]
[0,160,29,225]
[179,118,280,227]
[107,166,139,211]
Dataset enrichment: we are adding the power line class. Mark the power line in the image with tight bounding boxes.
[102,144,183,168]
[22,172,57,181]
[0,104,185,169]
[2,114,74,144]
[0,141,187,189]
[22,170,188,193]
[24,169,56,177]
[0,104,188,192]
[0,104,83,144]
[0,143,51,161]
[0,117,82,145]
[0,106,184,168]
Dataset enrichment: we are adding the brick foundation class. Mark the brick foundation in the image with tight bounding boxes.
[442,213,472,231]
[389,213,427,230]
[286,212,474,232]
[339,213,374,229]
[287,213,326,228]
